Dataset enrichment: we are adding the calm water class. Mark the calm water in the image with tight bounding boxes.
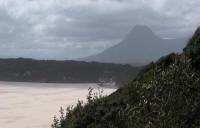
[0,81,116,128]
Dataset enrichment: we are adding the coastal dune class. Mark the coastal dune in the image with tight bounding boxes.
[0,82,116,128]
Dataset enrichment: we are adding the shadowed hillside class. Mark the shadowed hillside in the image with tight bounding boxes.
[0,58,141,87]
[53,27,200,128]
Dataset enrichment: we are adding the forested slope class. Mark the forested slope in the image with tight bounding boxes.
[52,27,200,128]
[0,59,140,86]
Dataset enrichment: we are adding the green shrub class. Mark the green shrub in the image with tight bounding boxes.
[53,26,200,128]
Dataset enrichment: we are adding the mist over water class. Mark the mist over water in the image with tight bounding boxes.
[0,82,116,128]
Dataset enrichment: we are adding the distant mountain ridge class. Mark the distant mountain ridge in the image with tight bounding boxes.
[81,25,188,65]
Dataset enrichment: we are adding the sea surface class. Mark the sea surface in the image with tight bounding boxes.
[0,81,116,128]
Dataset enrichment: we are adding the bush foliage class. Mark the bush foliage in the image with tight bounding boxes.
[52,27,200,128]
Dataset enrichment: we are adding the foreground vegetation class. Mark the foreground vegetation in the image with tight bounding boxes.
[52,27,200,128]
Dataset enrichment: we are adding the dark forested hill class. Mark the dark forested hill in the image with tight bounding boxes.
[53,27,200,128]
[0,58,141,86]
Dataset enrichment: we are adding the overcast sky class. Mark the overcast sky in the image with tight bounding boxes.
[0,0,199,60]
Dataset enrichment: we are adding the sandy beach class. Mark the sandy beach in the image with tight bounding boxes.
[0,81,116,128]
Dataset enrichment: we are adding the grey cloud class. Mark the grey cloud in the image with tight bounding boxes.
[0,0,199,59]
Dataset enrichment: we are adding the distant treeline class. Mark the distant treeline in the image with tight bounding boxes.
[0,58,141,86]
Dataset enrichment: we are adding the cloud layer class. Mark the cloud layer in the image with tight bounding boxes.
[0,0,199,59]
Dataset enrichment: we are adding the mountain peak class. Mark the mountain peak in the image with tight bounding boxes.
[128,25,156,39]
[132,25,152,32]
